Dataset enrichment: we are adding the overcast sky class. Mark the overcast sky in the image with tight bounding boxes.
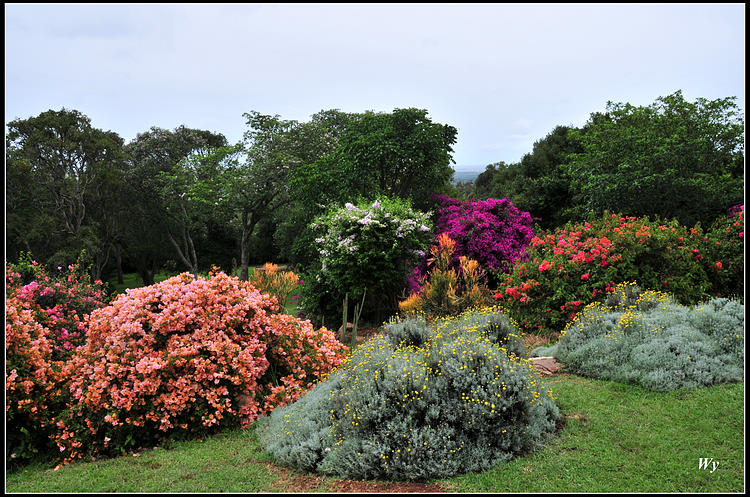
[4,3,745,169]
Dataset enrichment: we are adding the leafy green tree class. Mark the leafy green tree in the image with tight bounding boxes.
[563,91,744,228]
[6,108,127,277]
[123,126,227,283]
[156,145,239,274]
[287,108,457,266]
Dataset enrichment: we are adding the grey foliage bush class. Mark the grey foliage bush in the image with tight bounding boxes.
[550,283,744,391]
[256,307,561,481]
[432,306,527,358]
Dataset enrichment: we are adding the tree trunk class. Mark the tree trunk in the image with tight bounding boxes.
[240,210,258,282]
[114,245,124,284]
[138,266,155,286]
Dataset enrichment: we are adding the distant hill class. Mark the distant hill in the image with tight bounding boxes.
[452,169,483,184]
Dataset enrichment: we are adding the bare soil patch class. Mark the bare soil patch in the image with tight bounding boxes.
[256,460,446,493]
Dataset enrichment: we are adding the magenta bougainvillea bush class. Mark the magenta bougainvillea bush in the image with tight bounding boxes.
[51,269,348,466]
[409,195,534,291]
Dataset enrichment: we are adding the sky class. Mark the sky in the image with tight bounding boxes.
[4,3,745,170]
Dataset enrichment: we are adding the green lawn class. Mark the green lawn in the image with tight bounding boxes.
[6,376,743,493]
[105,272,175,296]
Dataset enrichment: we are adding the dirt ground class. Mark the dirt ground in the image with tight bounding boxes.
[255,460,449,493]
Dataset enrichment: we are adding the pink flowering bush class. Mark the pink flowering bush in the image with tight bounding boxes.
[496,213,713,336]
[6,254,108,361]
[409,195,534,292]
[51,270,348,466]
[6,255,107,464]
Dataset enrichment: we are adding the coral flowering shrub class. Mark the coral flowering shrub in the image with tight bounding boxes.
[496,213,713,336]
[52,270,347,466]
[6,256,107,464]
[6,297,67,463]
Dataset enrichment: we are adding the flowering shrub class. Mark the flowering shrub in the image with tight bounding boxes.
[51,270,348,466]
[532,283,744,392]
[409,195,534,291]
[495,213,713,336]
[6,254,107,361]
[6,296,66,463]
[248,262,301,310]
[399,233,493,318]
[703,204,744,299]
[257,307,560,481]
[301,196,433,325]
[6,255,108,463]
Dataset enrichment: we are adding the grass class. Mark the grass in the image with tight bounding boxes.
[6,376,743,493]
[105,272,175,296]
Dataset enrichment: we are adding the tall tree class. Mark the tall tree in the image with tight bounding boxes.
[287,107,458,266]
[123,126,227,282]
[6,108,126,275]
[563,91,744,227]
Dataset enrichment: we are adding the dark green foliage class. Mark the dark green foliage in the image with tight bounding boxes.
[474,126,583,230]
[535,283,744,392]
[257,308,561,481]
[563,91,744,228]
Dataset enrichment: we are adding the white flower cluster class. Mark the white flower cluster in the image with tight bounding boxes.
[311,199,432,274]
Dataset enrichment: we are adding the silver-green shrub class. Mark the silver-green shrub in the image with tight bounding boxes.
[256,308,561,481]
[544,282,744,391]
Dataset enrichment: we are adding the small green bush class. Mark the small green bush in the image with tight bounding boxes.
[533,283,744,391]
[257,308,560,481]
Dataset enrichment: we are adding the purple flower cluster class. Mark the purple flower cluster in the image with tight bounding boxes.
[728,204,744,218]
[408,195,534,291]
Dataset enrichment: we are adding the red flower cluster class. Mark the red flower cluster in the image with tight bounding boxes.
[495,212,720,336]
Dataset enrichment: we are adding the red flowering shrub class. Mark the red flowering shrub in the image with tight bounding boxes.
[703,204,744,299]
[52,270,348,466]
[495,213,712,336]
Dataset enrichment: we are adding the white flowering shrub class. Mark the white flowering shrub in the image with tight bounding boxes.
[300,197,433,325]
[531,282,745,391]
[256,307,561,481]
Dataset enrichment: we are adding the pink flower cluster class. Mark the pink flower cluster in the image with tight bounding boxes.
[52,270,348,465]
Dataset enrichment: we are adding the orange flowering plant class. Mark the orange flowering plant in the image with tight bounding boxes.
[51,269,348,466]
[247,262,301,310]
